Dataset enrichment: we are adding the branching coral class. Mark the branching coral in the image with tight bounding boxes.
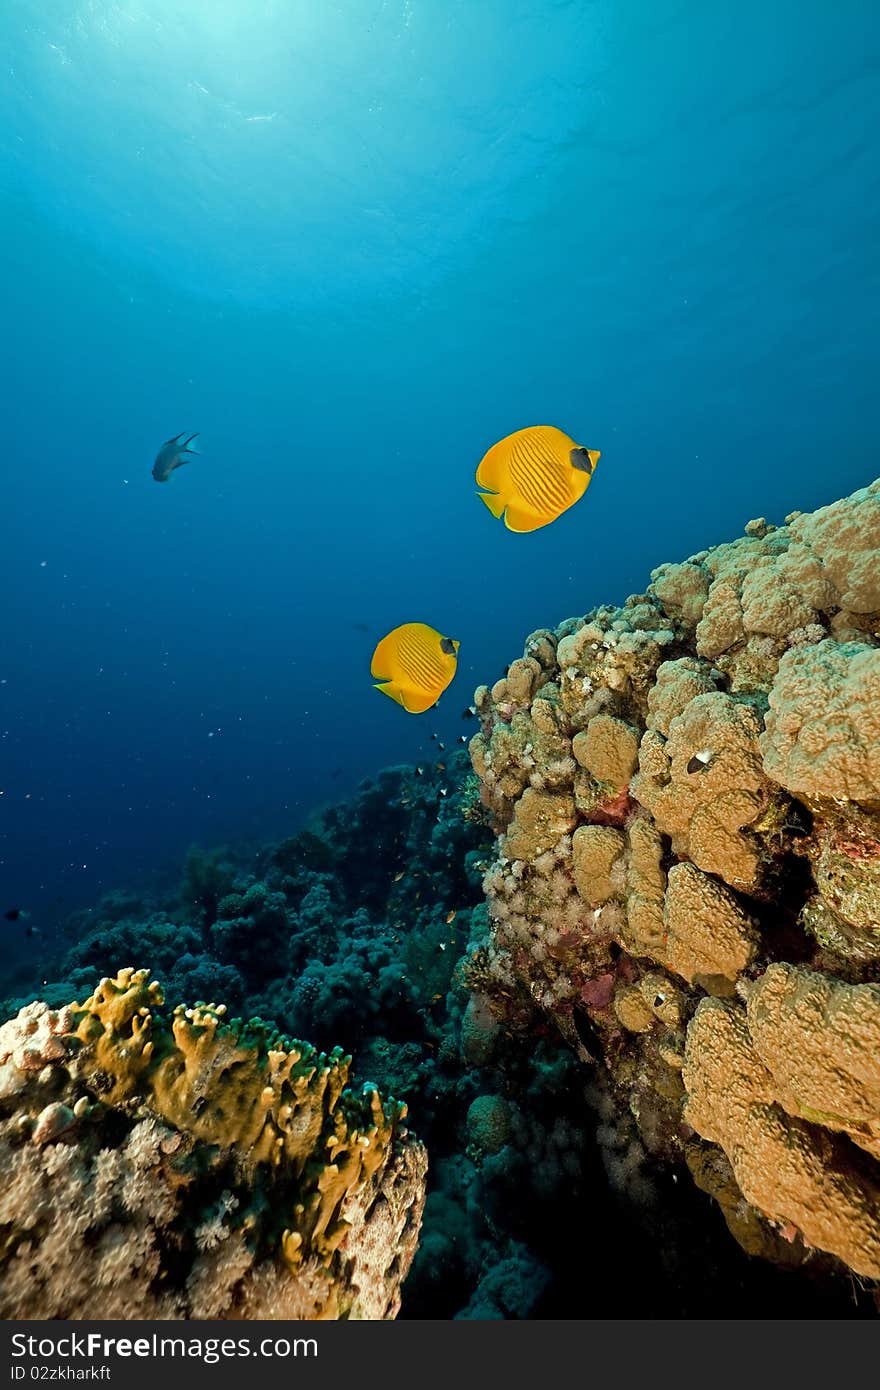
[12,754,608,1321]
[0,970,425,1319]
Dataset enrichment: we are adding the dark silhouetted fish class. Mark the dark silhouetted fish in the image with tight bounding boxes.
[3,907,21,921]
[152,432,200,482]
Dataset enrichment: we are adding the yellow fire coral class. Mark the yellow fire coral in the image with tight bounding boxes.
[0,970,426,1319]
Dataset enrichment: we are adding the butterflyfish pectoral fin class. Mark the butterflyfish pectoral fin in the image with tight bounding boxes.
[477,490,506,519]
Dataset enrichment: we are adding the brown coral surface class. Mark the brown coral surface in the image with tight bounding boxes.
[469,477,880,1282]
[0,969,426,1319]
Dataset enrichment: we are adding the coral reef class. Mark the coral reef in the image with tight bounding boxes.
[4,665,877,1317]
[4,759,604,1320]
[468,477,880,1286]
[0,969,425,1319]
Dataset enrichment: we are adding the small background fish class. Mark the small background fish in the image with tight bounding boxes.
[152,432,200,482]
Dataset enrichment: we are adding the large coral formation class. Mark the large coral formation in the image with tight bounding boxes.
[633,691,778,891]
[4,760,622,1320]
[468,477,880,1285]
[6,533,880,1319]
[761,639,880,802]
[662,862,758,992]
[0,968,425,1319]
[683,990,880,1279]
[745,964,880,1160]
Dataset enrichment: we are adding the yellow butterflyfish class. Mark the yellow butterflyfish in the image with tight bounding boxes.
[371,622,459,714]
[476,425,600,532]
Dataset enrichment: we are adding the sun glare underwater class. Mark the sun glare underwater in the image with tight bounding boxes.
[1,0,880,1322]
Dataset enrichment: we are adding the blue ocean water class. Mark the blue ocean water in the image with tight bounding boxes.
[1,0,878,943]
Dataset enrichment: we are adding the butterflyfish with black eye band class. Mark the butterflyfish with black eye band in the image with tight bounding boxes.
[371,623,459,713]
[476,425,600,532]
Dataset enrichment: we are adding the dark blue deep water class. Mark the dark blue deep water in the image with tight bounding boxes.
[2,0,878,931]
[2,0,880,1324]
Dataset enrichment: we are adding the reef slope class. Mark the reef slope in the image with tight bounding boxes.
[469,477,880,1278]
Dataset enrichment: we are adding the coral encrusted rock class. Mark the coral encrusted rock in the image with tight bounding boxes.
[0,969,426,1319]
[467,476,880,1283]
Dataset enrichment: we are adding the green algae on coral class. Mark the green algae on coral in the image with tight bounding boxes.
[0,969,426,1319]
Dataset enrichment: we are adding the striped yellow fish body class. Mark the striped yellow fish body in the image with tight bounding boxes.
[371,622,459,714]
[476,425,600,532]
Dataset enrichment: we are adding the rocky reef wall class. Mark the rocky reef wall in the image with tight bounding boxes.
[468,478,880,1279]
